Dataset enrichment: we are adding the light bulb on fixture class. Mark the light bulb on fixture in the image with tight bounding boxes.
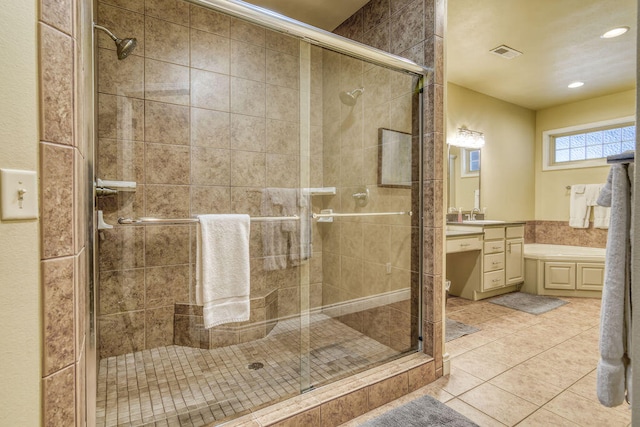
[601,27,630,39]
[568,81,584,88]
[449,127,485,149]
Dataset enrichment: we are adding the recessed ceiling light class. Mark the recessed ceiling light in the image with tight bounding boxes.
[568,81,584,89]
[601,26,630,39]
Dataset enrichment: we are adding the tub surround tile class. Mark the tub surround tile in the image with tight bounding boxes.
[40,23,75,146]
[144,224,190,266]
[266,31,299,57]
[191,146,231,186]
[231,114,266,152]
[230,17,265,47]
[230,39,266,82]
[43,364,76,427]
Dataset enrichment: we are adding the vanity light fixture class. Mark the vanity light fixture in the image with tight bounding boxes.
[601,26,630,39]
[568,81,584,88]
[449,127,485,149]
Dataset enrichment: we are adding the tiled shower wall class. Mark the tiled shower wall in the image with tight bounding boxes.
[95,0,326,358]
[319,50,420,352]
[334,0,446,375]
[39,0,90,425]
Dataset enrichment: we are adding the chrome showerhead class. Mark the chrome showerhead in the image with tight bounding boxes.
[339,87,364,106]
[94,24,138,60]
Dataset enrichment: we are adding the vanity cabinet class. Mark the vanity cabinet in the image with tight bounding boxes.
[446,223,525,301]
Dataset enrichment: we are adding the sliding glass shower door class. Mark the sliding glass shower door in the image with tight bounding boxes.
[93,0,422,424]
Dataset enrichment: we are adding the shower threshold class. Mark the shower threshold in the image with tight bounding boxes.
[96,313,401,426]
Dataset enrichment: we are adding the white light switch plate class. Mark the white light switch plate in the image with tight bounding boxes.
[1,168,38,220]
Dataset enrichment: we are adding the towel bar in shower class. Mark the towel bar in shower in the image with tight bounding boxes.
[311,210,412,219]
[117,215,299,225]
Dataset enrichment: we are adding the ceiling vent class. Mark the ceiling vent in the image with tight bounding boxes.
[489,45,522,59]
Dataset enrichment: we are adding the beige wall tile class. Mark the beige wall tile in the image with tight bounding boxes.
[367,373,408,410]
[231,150,266,187]
[266,119,299,154]
[98,48,144,98]
[266,30,299,56]
[230,77,265,117]
[97,138,144,182]
[98,311,145,357]
[41,0,73,35]
[42,257,75,376]
[145,16,189,65]
[43,365,75,427]
[231,114,266,151]
[145,0,189,26]
[98,227,145,271]
[191,29,230,74]
[230,17,265,46]
[191,186,231,215]
[266,50,299,90]
[74,249,87,358]
[100,0,145,14]
[145,306,174,348]
[145,58,189,104]
[145,101,189,145]
[98,94,145,141]
[230,40,266,82]
[146,265,189,307]
[145,184,190,218]
[145,224,190,266]
[97,3,145,56]
[190,4,229,37]
[266,154,298,188]
[230,187,263,217]
[191,68,230,111]
[98,269,145,315]
[145,143,190,184]
[40,23,74,146]
[320,389,368,426]
[191,146,231,186]
[191,107,230,148]
[266,85,299,123]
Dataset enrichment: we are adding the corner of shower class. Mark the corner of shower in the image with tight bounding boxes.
[88,0,428,425]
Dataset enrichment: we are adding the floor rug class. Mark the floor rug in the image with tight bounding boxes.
[488,292,568,315]
[359,395,479,426]
[445,318,480,342]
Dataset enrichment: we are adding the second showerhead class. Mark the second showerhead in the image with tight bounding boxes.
[339,87,364,106]
[94,24,138,60]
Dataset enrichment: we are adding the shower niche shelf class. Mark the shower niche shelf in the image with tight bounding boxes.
[305,187,336,196]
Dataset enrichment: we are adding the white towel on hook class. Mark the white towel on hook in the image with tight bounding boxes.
[569,184,589,228]
[196,214,250,329]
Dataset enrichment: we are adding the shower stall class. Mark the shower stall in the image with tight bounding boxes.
[92,0,428,425]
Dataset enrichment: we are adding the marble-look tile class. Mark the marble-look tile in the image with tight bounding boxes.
[191,68,230,111]
[74,250,87,358]
[367,373,408,409]
[145,16,189,65]
[231,187,263,217]
[145,101,189,145]
[269,407,320,427]
[191,29,230,74]
[43,364,75,427]
[146,265,189,307]
[42,257,75,376]
[266,119,299,154]
[230,77,265,117]
[97,3,145,56]
[145,306,174,348]
[41,143,74,258]
[98,48,144,99]
[230,39,266,82]
[41,0,73,35]
[98,311,145,358]
[145,143,190,184]
[445,399,506,427]
[363,223,390,263]
[407,359,436,392]
[333,10,364,43]
[230,17,265,47]
[320,389,368,426]
[98,226,145,271]
[101,0,145,14]
[266,85,299,123]
[97,138,144,183]
[389,0,423,55]
[230,150,265,187]
[266,154,298,188]
[517,409,580,427]
[145,184,190,219]
[40,23,74,146]
[145,0,189,26]
[266,50,299,90]
[145,58,189,105]
[145,224,190,266]
[489,367,564,406]
[98,94,145,141]
[191,146,231,186]
[98,269,145,315]
[191,186,231,215]
[231,114,266,152]
[191,108,230,148]
[276,286,300,318]
[459,382,537,426]
[544,391,630,426]
[266,31,299,56]
[190,4,230,36]
[363,0,390,31]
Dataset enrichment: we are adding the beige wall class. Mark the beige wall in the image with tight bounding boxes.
[0,1,41,425]
[446,83,536,221]
[535,89,636,220]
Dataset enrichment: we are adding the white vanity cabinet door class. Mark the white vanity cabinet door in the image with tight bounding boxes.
[506,238,524,285]
[576,263,605,291]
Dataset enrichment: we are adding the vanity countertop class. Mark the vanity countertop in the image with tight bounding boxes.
[447,220,526,227]
[446,230,484,237]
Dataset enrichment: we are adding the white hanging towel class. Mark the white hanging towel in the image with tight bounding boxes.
[569,184,589,228]
[596,164,633,407]
[196,214,251,329]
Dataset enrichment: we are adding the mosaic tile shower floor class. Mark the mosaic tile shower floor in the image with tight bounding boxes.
[96,313,400,426]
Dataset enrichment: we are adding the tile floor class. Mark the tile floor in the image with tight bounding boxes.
[96,313,400,426]
[344,295,632,426]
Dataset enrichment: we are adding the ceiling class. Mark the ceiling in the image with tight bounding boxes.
[246,0,637,110]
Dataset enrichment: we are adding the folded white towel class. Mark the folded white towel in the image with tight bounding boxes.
[569,184,589,228]
[196,214,250,329]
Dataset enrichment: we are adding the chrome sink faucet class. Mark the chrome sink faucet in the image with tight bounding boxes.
[470,207,481,221]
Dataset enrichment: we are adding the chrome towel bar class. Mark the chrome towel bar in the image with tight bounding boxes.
[311,211,412,219]
[117,215,299,225]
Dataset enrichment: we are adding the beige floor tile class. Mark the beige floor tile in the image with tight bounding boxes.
[489,367,564,406]
[567,370,632,416]
[445,398,507,427]
[509,359,586,390]
[432,366,484,397]
[516,408,580,426]
[543,390,631,426]
[459,383,538,426]
[451,349,512,381]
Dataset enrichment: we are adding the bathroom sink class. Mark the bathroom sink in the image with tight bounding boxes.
[461,220,506,224]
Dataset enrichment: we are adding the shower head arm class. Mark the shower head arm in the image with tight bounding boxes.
[93,24,119,42]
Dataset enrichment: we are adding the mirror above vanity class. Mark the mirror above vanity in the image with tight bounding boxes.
[447,127,483,218]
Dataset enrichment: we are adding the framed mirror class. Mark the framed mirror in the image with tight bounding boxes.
[378,128,412,188]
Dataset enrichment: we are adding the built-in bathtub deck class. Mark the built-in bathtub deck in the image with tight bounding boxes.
[523,244,606,297]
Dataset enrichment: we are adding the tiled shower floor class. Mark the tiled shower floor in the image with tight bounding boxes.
[96,313,400,426]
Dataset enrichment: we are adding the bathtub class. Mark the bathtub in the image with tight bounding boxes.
[521,244,605,297]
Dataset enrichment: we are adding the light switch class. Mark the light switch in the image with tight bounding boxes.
[1,168,38,220]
